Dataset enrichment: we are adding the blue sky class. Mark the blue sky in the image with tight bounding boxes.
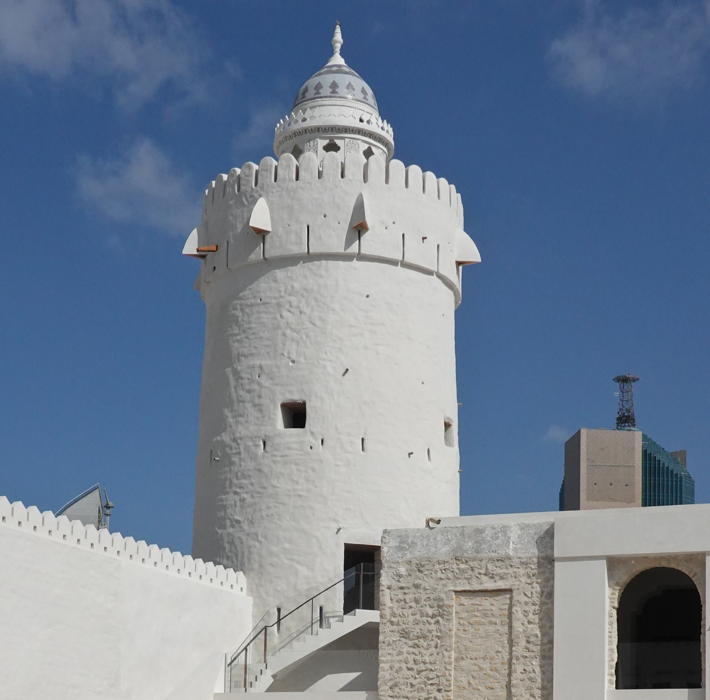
[1,0,709,554]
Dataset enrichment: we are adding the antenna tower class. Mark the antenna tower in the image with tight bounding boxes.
[613,374,639,429]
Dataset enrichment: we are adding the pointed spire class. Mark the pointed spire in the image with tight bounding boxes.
[327,21,346,66]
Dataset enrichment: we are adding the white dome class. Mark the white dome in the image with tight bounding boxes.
[293,62,379,112]
[273,23,394,160]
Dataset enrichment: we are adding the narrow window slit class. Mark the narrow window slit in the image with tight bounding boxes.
[444,419,455,447]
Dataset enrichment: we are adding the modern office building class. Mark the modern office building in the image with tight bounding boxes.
[559,428,695,510]
[560,375,695,511]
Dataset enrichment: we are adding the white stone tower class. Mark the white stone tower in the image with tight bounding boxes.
[186,25,480,618]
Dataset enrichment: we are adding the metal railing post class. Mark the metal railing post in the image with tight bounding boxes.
[243,647,248,691]
[310,598,315,635]
[359,562,364,610]
[263,626,268,666]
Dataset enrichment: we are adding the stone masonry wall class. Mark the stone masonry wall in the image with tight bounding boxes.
[378,521,554,700]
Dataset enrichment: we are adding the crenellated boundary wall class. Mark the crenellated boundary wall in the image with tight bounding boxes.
[0,495,252,700]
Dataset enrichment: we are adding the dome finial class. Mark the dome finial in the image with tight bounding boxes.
[327,21,345,66]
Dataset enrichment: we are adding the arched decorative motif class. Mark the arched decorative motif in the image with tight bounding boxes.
[616,567,701,689]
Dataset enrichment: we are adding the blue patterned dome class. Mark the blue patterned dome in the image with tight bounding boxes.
[292,23,379,112]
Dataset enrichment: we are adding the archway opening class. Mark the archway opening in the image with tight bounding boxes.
[616,566,701,689]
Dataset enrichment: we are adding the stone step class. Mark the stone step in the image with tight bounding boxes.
[216,693,377,699]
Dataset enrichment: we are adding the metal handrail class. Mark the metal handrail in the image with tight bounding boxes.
[226,563,376,692]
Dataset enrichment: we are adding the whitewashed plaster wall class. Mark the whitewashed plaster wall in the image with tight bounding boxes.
[191,152,476,618]
[0,497,252,700]
[554,504,710,699]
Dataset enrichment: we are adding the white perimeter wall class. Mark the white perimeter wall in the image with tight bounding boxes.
[0,497,252,700]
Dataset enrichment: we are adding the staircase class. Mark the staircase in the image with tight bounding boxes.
[219,566,378,696]
[218,609,378,695]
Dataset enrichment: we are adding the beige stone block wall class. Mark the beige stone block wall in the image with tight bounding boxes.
[378,521,554,700]
[453,590,512,699]
[606,554,706,689]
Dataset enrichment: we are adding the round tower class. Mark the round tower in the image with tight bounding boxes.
[186,25,481,618]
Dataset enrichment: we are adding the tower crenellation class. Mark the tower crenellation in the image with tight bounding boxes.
[191,152,473,303]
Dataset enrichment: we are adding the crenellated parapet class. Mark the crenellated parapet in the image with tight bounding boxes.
[185,151,479,304]
[0,495,247,593]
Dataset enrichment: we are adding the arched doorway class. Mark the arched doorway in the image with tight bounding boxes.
[616,567,701,689]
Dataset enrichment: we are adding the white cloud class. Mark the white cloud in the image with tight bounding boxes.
[0,0,211,109]
[549,0,710,101]
[542,424,570,444]
[233,103,285,164]
[76,138,198,236]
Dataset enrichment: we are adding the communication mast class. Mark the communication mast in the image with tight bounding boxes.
[613,374,639,429]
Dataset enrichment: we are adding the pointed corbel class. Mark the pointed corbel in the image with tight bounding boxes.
[455,229,482,265]
[249,197,271,234]
[350,192,370,232]
[182,228,203,257]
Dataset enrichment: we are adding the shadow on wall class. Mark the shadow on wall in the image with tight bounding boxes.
[536,524,555,700]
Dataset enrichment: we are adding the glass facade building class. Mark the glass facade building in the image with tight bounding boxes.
[641,433,695,506]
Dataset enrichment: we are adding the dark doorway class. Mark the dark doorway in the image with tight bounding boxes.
[343,544,378,613]
[616,567,701,689]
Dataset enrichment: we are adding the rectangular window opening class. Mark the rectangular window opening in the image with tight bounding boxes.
[281,401,307,429]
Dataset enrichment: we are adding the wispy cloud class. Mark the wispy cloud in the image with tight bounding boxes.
[0,0,212,110]
[542,425,570,444]
[76,138,198,236]
[548,0,710,102]
[233,103,285,164]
